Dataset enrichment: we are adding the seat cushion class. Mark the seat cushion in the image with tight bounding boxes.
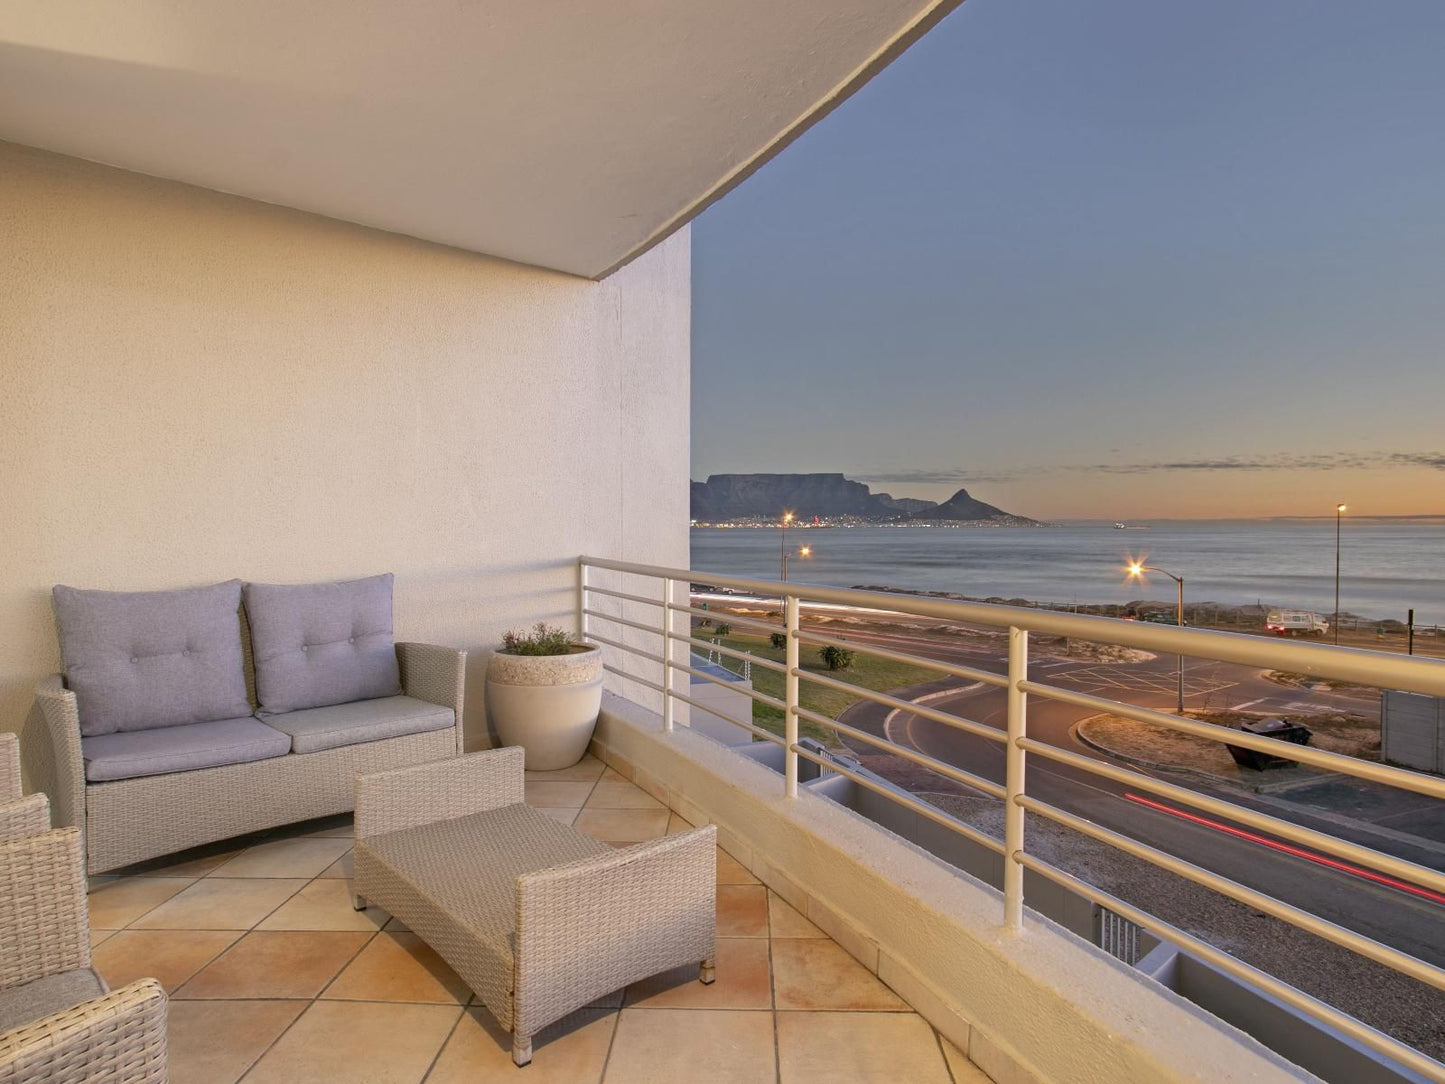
[53,580,250,736]
[81,717,291,783]
[0,968,105,1033]
[262,695,454,755]
[244,574,402,713]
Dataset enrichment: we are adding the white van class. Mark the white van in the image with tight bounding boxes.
[1265,610,1329,637]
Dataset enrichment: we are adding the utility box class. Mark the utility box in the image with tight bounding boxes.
[1381,691,1444,774]
[1225,718,1312,770]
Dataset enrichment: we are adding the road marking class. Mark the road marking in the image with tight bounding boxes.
[1123,793,1445,906]
[1232,697,1269,710]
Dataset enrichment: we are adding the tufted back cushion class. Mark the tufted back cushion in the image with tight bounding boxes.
[243,573,402,714]
[53,580,251,736]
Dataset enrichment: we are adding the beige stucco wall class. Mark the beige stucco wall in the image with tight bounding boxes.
[0,141,690,749]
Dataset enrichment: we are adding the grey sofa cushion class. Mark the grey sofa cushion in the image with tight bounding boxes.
[53,580,251,736]
[261,695,454,754]
[0,967,105,1032]
[244,574,402,713]
[81,717,291,782]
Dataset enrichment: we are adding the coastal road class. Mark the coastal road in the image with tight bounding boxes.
[826,625,1445,968]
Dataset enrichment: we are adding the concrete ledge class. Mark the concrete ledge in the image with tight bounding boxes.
[594,693,1318,1084]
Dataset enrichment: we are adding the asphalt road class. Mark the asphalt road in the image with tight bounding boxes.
[829,625,1445,968]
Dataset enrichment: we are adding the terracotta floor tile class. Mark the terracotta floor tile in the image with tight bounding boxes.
[525,780,597,807]
[624,937,770,1010]
[175,930,372,999]
[318,850,354,879]
[90,929,115,950]
[772,940,908,1011]
[525,754,605,782]
[942,1035,995,1083]
[777,1011,951,1083]
[769,892,825,938]
[573,807,669,843]
[242,1000,461,1084]
[583,780,664,810]
[716,847,759,885]
[428,1005,616,1082]
[130,878,307,931]
[323,930,470,1004]
[86,876,194,930]
[256,878,388,931]
[716,883,768,937]
[533,806,580,826]
[599,765,631,783]
[208,837,353,879]
[665,813,695,836]
[92,929,238,993]
[129,848,243,878]
[166,999,306,1084]
[604,1008,775,1084]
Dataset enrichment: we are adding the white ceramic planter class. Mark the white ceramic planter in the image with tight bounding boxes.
[486,645,603,770]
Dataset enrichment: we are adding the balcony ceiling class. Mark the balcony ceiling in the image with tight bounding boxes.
[0,0,959,278]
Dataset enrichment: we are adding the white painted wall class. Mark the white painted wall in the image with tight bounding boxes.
[0,141,691,750]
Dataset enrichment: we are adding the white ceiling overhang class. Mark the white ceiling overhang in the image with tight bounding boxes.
[0,1,961,278]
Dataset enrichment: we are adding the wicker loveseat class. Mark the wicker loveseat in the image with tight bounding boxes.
[22,574,465,874]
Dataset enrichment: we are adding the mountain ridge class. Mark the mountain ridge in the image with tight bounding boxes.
[690,473,1037,524]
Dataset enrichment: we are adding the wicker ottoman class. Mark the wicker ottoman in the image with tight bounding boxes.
[352,748,717,1066]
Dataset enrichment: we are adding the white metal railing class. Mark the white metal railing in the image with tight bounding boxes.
[577,556,1445,1081]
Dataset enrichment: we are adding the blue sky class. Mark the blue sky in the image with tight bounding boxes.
[691,0,1445,519]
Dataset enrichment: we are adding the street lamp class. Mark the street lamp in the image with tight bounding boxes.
[1334,503,1346,646]
[779,511,794,581]
[1126,560,1185,713]
[782,544,811,582]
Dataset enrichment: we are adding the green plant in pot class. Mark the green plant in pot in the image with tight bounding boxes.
[486,622,603,770]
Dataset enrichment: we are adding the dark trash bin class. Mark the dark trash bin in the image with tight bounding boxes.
[1226,717,1313,770]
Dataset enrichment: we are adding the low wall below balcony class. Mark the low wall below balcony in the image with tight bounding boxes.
[594,693,1317,1084]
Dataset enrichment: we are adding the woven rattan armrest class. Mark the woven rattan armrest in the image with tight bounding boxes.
[355,746,524,840]
[0,734,18,803]
[0,828,90,989]
[22,679,84,834]
[0,978,167,1084]
[397,642,467,754]
[0,794,50,843]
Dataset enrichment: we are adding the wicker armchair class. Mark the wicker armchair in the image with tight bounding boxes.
[0,821,167,1083]
[0,734,48,842]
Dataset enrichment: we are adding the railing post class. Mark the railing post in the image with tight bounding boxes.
[662,576,674,731]
[578,561,589,641]
[1005,625,1028,931]
[784,593,800,798]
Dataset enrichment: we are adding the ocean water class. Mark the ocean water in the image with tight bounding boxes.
[690,521,1445,625]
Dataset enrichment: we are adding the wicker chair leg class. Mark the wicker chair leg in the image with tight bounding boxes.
[352,892,367,911]
[512,1032,533,1067]
[700,956,716,985]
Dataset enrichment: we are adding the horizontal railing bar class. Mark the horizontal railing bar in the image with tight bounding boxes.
[671,633,789,674]
[1017,796,1445,992]
[1016,737,1445,897]
[601,662,664,694]
[1020,680,1445,800]
[790,742,1006,855]
[669,659,789,714]
[794,668,1007,744]
[1015,853,1445,1084]
[794,705,1005,798]
[586,631,665,666]
[582,607,665,638]
[582,556,1445,698]
[584,585,665,608]
[796,628,1009,688]
[666,688,786,747]
[668,602,783,634]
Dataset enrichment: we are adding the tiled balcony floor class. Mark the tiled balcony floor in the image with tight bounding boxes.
[86,755,991,1083]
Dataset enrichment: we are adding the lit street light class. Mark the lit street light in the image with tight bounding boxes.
[779,511,794,580]
[1334,503,1346,646]
[1126,559,1186,713]
[783,544,811,582]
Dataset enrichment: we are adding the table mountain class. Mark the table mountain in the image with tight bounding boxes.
[690,474,1034,524]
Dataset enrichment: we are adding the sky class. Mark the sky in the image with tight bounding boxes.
[691,0,1445,521]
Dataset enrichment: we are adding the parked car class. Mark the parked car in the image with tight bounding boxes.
[1265,610,1329,637]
